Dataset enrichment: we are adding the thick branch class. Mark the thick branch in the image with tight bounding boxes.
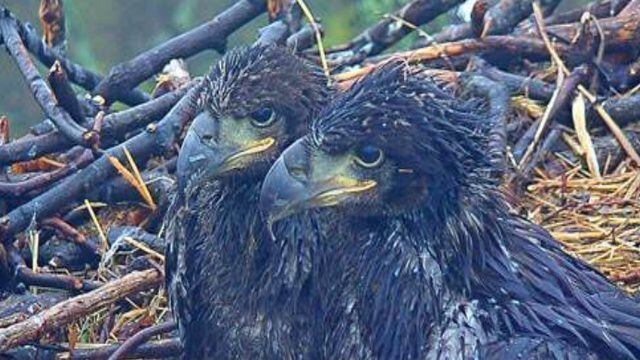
[620,0,640,15]
[469,57,555,101]
[0,82,202,243]
[94,0,265,104]
[0,269,162,351]
[0,85,190,166]
[517,0,631,31]
[335,35,575,83]
[461,73,510,176]
[0,293,66,320]
[416,0,561,47]
[518,10,640,52]
[329,0,465,67]
[15,17,149,106]
[47,61,84,125]
[600,93,640,128]
[0,12,90,147]
[286,23,319,51]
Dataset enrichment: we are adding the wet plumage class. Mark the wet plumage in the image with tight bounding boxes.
[260,62,640,359]
[164,45,330,359]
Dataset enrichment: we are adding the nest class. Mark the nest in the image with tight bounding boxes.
[524,156,640,293]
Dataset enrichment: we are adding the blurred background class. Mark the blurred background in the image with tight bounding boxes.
[1,0,591,136]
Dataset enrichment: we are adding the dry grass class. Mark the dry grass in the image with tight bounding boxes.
[521,153,640,293]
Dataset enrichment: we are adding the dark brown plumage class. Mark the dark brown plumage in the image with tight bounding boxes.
[261,62,640,359]
[164,44,330,359]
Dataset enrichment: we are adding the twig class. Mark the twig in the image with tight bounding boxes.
[13,12,149,106]
[0,81,203,244]
[518,66,591,169]
[88,158,176,206]
[0,85,191,166]
[93,0,264,104]
[0,11,91,147]
[415,0,562,47]
[40,217,101,256]
[471,0,489,38]
[107,321,176,360]
[572,93,601,178]
[0,149,93,197]
[516,125,564,186]
[63,338,181,360]
[531,1,640,165]
[107,148,157,210]
[7,244,101,292]
[329,0,465,67]
[334,35,574,83]
[0,269,162,351]
[0,116,8,146]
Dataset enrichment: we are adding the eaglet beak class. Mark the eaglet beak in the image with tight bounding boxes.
[177,112,275,188]
[260,138,376,223]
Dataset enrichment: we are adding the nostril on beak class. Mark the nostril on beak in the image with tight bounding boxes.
[289,166,307,183]
[200,134,214,142]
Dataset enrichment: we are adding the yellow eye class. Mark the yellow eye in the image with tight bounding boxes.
[354,145,384,168]
[250,107,277,127]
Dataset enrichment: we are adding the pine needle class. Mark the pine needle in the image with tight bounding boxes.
[123,147,157,211]
[107,155,138,187]
[123,236,164,262]
[107,148,157,210]
[84,199,108,251]
[294,0,331,83]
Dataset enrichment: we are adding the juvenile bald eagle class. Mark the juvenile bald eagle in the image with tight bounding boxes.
[260,62,640,359]
[164,44,330,359]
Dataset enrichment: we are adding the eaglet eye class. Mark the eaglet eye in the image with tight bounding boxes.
[250,107,277,128]
[354,145,384,168]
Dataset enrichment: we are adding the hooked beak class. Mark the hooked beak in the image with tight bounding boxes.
[260,138,376,223]
[177,112,275,188]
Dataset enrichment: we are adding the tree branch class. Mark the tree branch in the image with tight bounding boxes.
[0,269,162,351]
[107,321,176,360]
[0,82,202,244]
[0,11,91,147]
[66,338,181,360]
[93,0,265,104]
[0,85,190,166]
[0,148,93,198]
[329,0,465,67]
[415,0,562,47]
